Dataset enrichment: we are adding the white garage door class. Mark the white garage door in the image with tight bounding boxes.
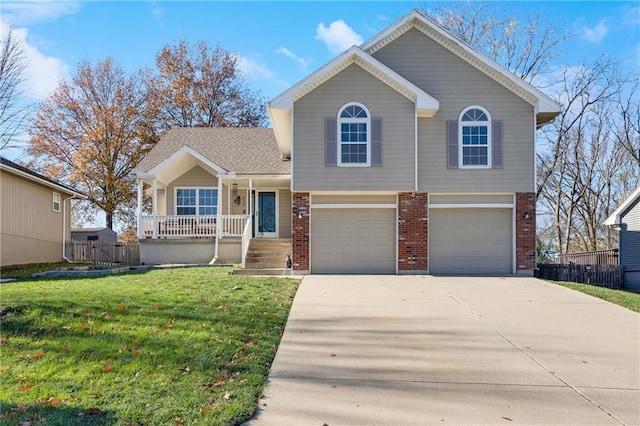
[429,208,512,274]
[311,209,396,274]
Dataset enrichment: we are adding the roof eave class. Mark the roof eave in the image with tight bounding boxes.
[604,186,640,226]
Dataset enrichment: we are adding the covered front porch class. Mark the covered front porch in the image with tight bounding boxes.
[133,148,290,265]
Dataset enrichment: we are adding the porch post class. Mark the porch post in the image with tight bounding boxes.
[249,178,253,216]
[210,175,223,264]
[137,179,143,239]
[152,179,157,239]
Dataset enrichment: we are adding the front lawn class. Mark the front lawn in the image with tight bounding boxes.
[551,281,640,313]
[0,267,299,425]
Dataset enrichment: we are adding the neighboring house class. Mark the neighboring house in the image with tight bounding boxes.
[0,157,85,267]
[71,227,118,243]
[604,187,640,290]
[132,10,561,274]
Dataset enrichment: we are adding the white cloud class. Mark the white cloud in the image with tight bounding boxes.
[1,1,81,26]
[583,19,608,43]
[275,47,310,71]
[237,55,274,80]
[0,20,68,100]
[315,20,363,54]
[149,0,164,25]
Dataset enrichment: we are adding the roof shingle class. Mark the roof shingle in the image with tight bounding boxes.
[134,128,290,175]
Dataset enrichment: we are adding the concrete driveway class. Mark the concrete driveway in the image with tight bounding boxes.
[250,275,639,425]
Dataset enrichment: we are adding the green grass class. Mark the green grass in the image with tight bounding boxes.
[1,262,73,280]
[0,267,300,425]
[551,281,640,313]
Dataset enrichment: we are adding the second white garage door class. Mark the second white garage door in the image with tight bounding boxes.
[429,208,512,274]
[311,209,396,274]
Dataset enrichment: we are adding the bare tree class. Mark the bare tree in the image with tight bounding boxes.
[426,1,568,83]
[0,26,29,150]
[536,57,639,253]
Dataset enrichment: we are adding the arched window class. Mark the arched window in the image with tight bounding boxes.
[338,102,370,166]
[459,106,491,168]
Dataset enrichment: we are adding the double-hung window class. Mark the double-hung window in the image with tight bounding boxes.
[52,192,61,212]
[459,106,491,168]
[338,103,370,166]
[175,188,217,215]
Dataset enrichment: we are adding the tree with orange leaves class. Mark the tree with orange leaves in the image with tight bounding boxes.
[28,58,160,230]
[152,39,267,128]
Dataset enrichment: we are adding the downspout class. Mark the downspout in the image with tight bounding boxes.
[209,176,223,264]
[62,193,79,262]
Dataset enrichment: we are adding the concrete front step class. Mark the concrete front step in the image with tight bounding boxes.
[243,238,292,270]
[232,268,297,276]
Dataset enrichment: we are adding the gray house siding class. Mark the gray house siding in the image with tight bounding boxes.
[620,196,640,290]
[292,64,416,192]
[166,166,219,215]
[371,28,536,193]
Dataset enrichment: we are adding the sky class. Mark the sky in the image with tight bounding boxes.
[1,0,639,161]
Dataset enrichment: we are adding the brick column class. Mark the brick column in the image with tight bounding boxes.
[516,192,536,274]
[292,192,310,272]
[398,192,428,273]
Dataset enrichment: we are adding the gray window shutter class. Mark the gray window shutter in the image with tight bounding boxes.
[447,120,458,169]
[325,117,337,166]
[371,117,383,166]
[492,121,503,169]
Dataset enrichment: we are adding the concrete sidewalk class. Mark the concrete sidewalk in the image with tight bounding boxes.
[249,275,639,425]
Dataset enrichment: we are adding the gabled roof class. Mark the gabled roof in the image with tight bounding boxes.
[269,46,440,157]
[604,187,640,226]
[361,9,561,121]
[268,9,562,157]
[133,128,290,177]
[0,156,85,197]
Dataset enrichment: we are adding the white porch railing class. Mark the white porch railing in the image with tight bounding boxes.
[241,217,252,269]
[140,215,249,239]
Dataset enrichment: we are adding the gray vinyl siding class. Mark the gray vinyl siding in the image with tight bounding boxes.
[620,197,640,271]
[312,194,396,204]
[293,64,415,191]
[429,194,513,205]
[278,189,292,238]
[372,28,535,193]
[166,166,218,215]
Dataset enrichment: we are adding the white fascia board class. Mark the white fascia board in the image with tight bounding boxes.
[604,186,640,225]
[361,9,561,115]
[147,145,229,177]
[269,46,439,113]
[268,45,439,159]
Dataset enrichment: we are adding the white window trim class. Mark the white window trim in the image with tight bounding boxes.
[174,187,218,216]
[52,192,61,213]
[458,105,492,169]
[337,102,371,167]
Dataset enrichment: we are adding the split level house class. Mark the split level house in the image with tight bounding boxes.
[1,157,85,267]
[131,10,561,274]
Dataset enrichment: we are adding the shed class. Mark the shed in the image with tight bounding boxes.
[71,227,117,243]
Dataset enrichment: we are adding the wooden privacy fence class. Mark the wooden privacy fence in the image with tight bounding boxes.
[65,241,140,265]
[535,263,624,289]
[558,249,619,266]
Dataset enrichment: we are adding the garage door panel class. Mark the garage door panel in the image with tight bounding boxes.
[312,209,395,274]
[430,208,512,274]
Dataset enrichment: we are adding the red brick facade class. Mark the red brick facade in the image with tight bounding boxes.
[516,192,536,272]
[398,192,428,272]
[291,192,310,271]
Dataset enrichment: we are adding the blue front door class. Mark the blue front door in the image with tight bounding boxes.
[257,191,277,237]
